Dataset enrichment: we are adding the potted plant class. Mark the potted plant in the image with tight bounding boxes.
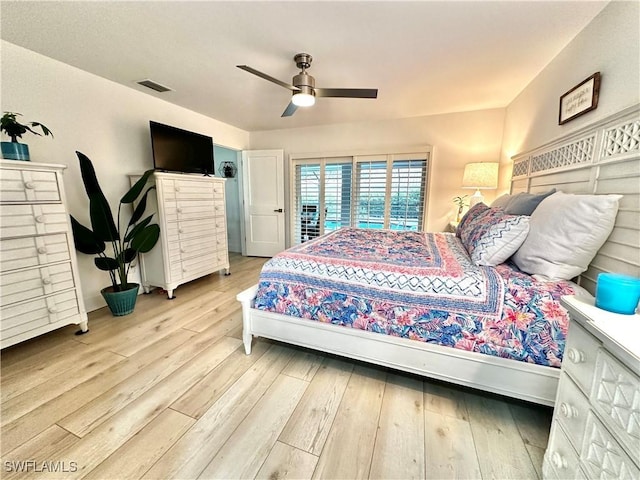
[0,112,53,161]
[453,195,469,222]
[70,151,160,316]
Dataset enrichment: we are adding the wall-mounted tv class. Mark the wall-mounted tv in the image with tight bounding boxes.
[150,121,215,175]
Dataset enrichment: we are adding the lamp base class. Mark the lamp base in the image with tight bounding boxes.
[469,189,484,207]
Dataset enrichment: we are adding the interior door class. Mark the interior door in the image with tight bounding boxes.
[241,149,285,257]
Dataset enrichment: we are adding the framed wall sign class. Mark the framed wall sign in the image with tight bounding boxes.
[559,72,601,125]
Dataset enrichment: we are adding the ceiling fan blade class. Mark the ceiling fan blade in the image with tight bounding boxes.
[281,101,298,117]
[314,88,378,99]
[237,65,300,91]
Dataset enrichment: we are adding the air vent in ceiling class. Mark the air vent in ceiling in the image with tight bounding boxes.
[137,79,173,93]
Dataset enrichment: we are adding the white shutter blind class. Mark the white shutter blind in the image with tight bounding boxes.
[390,155,428,231]
[354,156,389,229]
[291,150,430,244]
[324,161,352,232]
[293,162,321,243]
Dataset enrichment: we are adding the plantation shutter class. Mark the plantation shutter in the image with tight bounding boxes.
[291,149,430,244]
[389,154,428,231]
[293,162,321,244]
[324,160,353,233]
[354,155,389,228]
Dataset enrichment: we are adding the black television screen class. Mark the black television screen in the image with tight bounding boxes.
[150,121,214,175]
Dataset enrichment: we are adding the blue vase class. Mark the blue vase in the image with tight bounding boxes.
[1,142,30,161]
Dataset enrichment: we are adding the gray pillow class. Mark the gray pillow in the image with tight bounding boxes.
[491,193,512,208]
[504,189,556,215]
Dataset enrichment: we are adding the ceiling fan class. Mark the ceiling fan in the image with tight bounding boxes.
[237,53,378,117]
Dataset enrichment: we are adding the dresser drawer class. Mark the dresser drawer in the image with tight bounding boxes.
[590,349,640,461]
[166,219,217,242]
[563,321,601,393]
[580,411,640,479]
[169,252,219,281]
[168,236,219,261]
[554,372,591,449]
[0,204,68,238]
[1,290,80,338]
[545,422,581,479]
[1,262,75,306]
[163,200,216,222]
[173,179,215,201]
[0,168,61,203]
[0,234,70,272]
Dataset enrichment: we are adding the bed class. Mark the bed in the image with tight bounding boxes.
[238,105,640,406]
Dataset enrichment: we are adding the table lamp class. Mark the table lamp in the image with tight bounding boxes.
[462,162,499,206]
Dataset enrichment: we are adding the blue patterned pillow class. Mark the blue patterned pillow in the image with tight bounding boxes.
[456,202,490,239]
[461,209,530,266]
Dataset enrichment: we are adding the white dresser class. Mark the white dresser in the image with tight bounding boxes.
[0,159,88,348]
[543,295,639,479]
[131,171,229,299]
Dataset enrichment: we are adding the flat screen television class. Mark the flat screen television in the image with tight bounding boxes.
[149,121,215,175]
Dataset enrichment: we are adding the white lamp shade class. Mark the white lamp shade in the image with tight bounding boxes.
[462,162,499,189]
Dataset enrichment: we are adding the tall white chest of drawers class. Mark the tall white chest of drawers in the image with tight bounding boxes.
[131,171,229,299]
[0,159,88,349]
[543,295,639,479]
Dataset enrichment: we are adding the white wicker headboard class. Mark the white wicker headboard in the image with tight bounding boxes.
[510,104,640,295]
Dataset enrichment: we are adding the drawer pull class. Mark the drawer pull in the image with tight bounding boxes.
[567,348,585,364]
[178,228,184,234]
[180,248,186,253]
[177,207,183,213]
[182,268,188,273]
[48,307,57,314]
[551,452,567,470]
[37,247,48,254]
[24,181,36,189]
[42,278,52,285]
[175,186,181,192]
[560,402,578,419]
[35,216,45,223]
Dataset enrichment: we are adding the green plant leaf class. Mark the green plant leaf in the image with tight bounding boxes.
[70,216,106,254]
[131,224,160,253]
[30,122,54,138]
[121,170,154,204]
[77,152,119,242]
[89,192,119,242]
[117,248,138,264]
[128,186,155,226]
[95,257,119,271]
[124,215,154,242]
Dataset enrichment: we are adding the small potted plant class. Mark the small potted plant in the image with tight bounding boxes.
[0,112,53,161]
[70,151,160,316]
[453,195,469,222]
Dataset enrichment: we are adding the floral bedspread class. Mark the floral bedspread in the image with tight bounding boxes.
[253,228,575,367]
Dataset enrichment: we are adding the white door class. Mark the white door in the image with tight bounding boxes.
[241,149,285,257]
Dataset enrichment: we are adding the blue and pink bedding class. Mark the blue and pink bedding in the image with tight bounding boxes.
[253,228,576,367]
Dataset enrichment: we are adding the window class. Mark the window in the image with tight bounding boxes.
[291,151,430,244]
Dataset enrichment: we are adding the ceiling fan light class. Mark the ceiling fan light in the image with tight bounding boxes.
[292,92,315,107]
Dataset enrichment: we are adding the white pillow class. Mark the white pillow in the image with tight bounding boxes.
[512,192,621,280]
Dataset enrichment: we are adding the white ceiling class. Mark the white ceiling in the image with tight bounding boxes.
[1,1,609,132]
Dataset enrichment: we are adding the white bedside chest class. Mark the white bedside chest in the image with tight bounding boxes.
[543,295,639,479]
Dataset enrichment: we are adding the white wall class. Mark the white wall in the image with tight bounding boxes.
[250,108,506,238]
[500,1,640,190]
[1,41,250,311]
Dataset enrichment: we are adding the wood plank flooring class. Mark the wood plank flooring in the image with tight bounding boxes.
[1,253,553,479]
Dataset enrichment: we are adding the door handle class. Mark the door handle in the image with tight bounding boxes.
[274,208,283,212]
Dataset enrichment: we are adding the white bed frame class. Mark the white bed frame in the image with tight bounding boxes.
[237,105,640,407]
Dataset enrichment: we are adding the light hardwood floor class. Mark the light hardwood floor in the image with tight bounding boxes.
[1,253,552,479]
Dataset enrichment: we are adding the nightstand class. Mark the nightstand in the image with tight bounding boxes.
[446,221,459,233]
[543,295,639,479]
